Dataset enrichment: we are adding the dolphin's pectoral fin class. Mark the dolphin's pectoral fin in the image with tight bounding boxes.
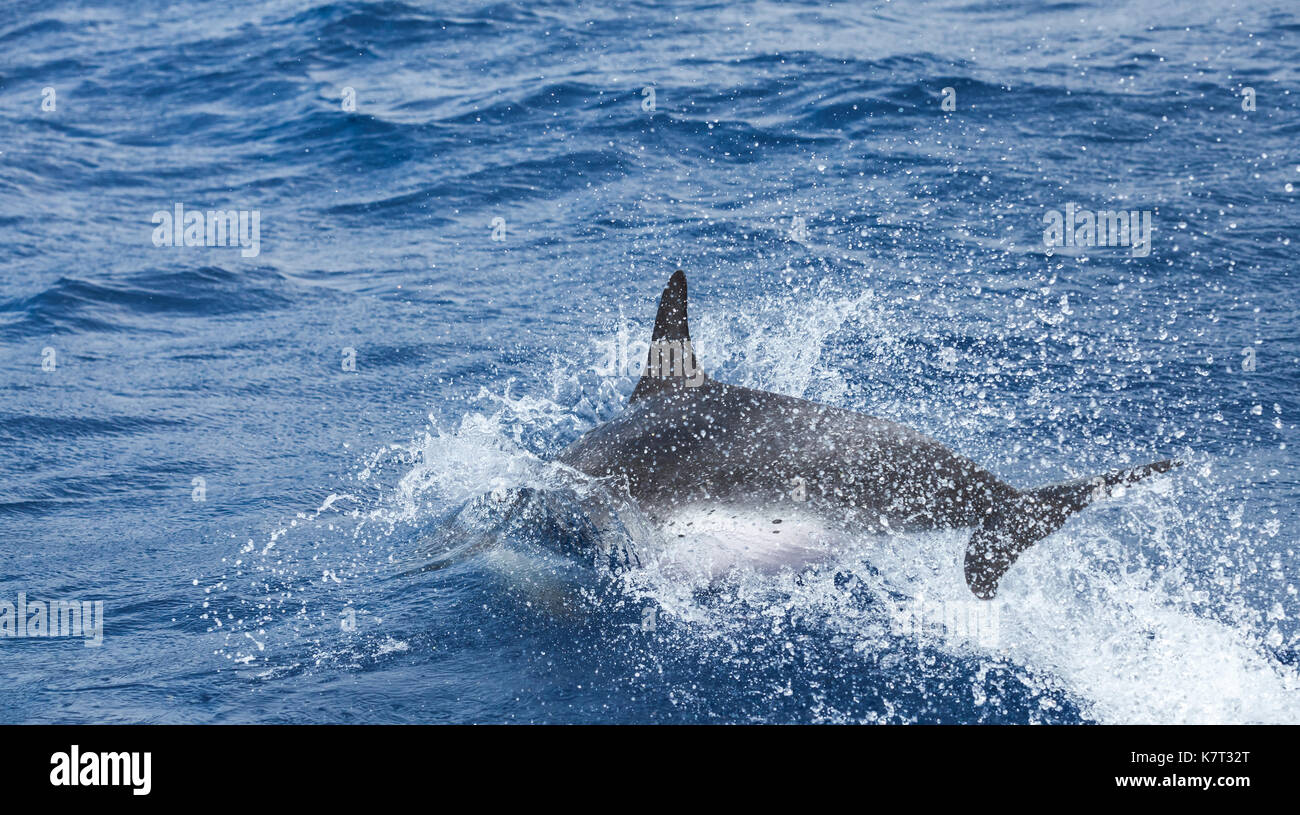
[630,270,708,402]
[964,458,1181,599]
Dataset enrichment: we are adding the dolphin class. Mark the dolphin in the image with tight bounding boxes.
[557,270,1178,599]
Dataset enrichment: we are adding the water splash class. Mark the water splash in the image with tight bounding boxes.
[203,280,1299,724]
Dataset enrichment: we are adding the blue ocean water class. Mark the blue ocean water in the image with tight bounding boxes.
[0,0,1297,723]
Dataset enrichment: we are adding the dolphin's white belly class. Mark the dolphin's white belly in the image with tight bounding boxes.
[646,504,854,579]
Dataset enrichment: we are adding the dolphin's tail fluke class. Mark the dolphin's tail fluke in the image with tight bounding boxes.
[963,458,1180,599]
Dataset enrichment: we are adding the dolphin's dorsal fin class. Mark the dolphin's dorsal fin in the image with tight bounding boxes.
[650,269,691,343]
[630,270,707,402]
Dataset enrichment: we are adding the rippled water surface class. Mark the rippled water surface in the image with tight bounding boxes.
[1,0,1297,723]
